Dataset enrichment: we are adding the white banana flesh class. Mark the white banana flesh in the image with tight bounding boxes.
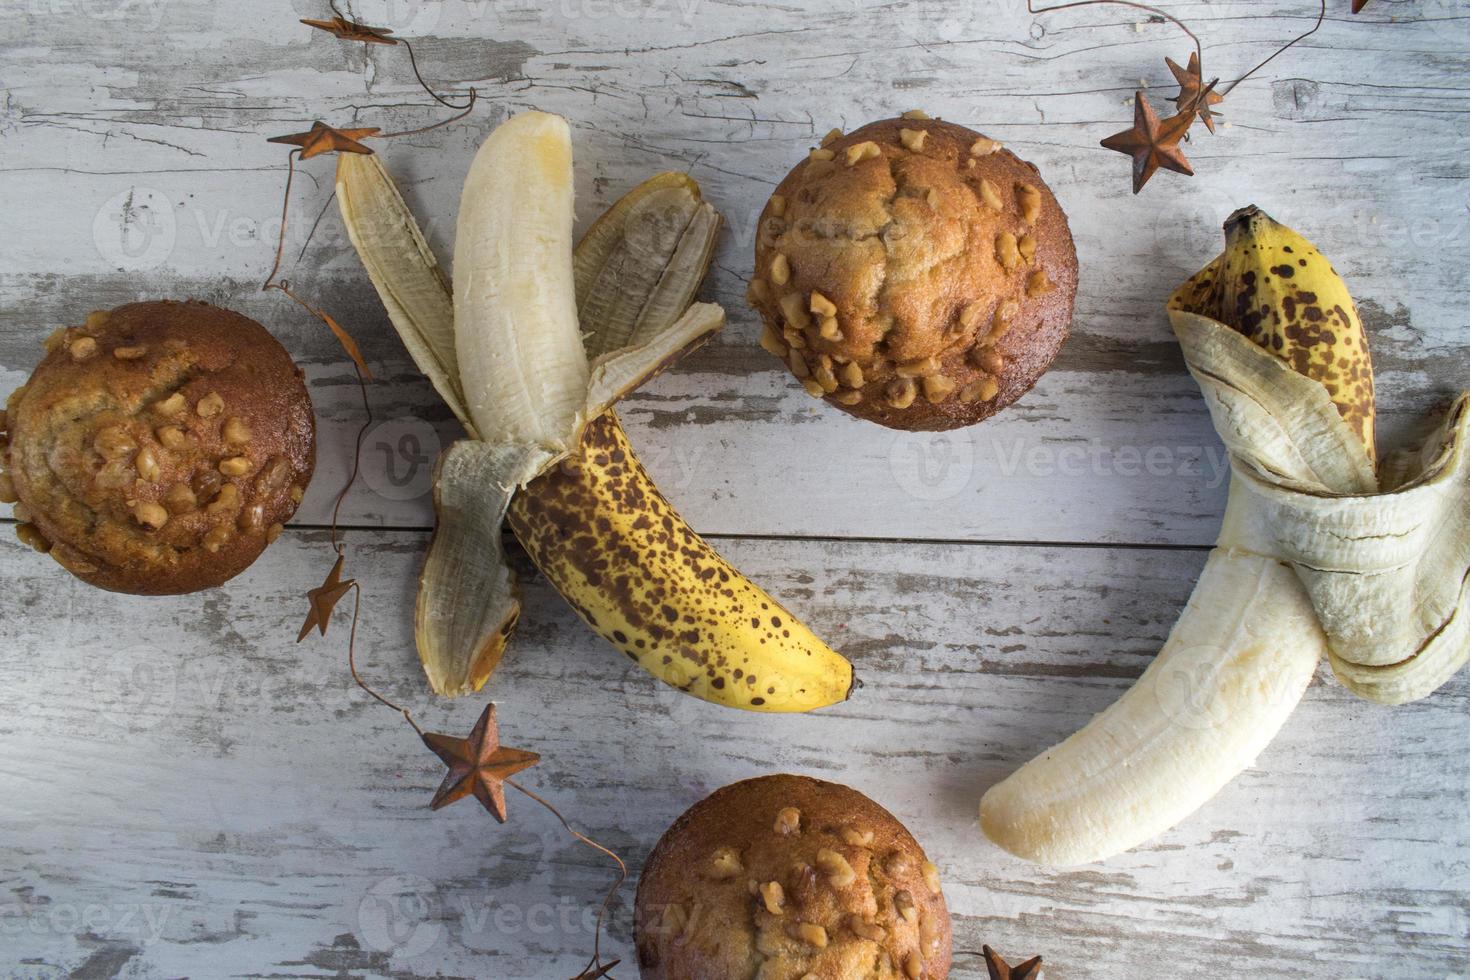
[339,117,769,698]
[453,111,590,451]
[980,542,1323,866]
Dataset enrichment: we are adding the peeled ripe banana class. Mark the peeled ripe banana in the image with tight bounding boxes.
[984,207,1394,865]
[338,113,853,711]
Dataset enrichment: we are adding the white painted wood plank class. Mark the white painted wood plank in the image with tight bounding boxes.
[3,2,1469,978]
[1,531,1466,978]
[3,1,1466,545]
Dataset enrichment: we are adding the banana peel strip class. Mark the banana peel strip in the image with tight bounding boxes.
[418,441,556,696]
[336,154,477,439]
[575,172,722,359]
[337,154,724,696]
[584,304,723,424]
[1172,309,1470,704]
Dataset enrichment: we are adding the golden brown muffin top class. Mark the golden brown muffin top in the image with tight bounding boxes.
[3,300,315,594]
[635,774,951,980]
[748,114,1077,431]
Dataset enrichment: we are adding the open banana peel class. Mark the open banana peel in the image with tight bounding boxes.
[337,112,853,711]
[982,205,1470,865]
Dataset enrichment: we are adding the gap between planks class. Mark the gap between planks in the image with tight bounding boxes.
[0,515,1215,553]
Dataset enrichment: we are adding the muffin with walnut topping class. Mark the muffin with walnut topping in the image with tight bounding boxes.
[748,112,1077,431]
[635,774,951,979]
[2,300,315,594]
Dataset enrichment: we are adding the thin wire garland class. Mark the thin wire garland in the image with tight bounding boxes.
[262,8,629,976]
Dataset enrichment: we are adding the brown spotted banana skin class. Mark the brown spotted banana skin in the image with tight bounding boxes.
[506,412,855,713]
[1171,205,1376,463]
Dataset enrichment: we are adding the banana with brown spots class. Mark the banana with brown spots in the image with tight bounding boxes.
[508,414,855,712]
[1172,204,1376,463]
[338,114,853,710]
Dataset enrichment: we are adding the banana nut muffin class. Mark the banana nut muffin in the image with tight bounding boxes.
[635,774,951,979]
[748,112,1077,431]
[2,300,315,594]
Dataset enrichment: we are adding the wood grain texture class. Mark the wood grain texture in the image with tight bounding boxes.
[2,0,1466,546]
[2,531,1467,979]
[2,0,1469,976]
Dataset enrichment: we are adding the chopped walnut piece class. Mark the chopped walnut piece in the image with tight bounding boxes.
[773,807,802,835]
[760,324,789,358]
[922,374,955,403]
[887,378,917,409]
[196,392,224,418]
[771,253,791,286]
[995,231,1021,271]
[816,848,856,888]
[896,357,939,379]
[1017,183,1042,224]
[789,922,828,948]
[921,861,942,895]
[845,141,881,166]
[787,349,811,380]
[978,177,1003,212]
[709,847,743,879]
[132,501,168,529]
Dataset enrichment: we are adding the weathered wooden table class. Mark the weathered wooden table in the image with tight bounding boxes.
[3,2,1468,977]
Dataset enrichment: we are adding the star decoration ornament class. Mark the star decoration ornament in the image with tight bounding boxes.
[1352,0,1369,11]
[421,703,541,822]
[983,944,1043,980]
[300,15,399,44]
[1166,52,1225,133]
[267,121,380,160]
[297,554,357,642]
[570,960,620,979]
[1100,91,1195,194]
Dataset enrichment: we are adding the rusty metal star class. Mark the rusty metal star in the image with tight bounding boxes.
[267,121,380,160]
[297,553,357,642]
[983,945,1043,980]
[1166,52,1225,133]
[421,703,541,822]
[570,960,620,979]
[1352,0,1369,11]
[300,15,399,44]
[1100,91,1195,194]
